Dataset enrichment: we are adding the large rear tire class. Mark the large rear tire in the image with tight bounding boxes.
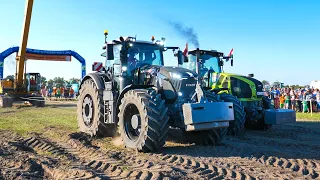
[77,79,116,137]
[118,89,169,152]
[219,93,246,136]
[183,91,227,145]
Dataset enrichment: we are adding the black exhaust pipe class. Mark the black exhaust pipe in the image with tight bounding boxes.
[248,73,254,78]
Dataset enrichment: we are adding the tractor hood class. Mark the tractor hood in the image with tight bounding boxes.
[159,66,198,79]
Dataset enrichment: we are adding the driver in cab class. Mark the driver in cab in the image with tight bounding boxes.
[30,77,36,85]
[127,50,156,71]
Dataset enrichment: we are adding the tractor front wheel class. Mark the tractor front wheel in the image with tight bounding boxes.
[77,79,117,137]
[118,89,169,152]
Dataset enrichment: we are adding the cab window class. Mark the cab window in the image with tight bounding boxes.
[222,77,229,88]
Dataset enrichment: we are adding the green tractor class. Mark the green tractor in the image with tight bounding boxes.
[181,48,296,134]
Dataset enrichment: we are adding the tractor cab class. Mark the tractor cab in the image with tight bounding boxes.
[98,33,182,92]
[25,73,41,93]
[181,49,225,88]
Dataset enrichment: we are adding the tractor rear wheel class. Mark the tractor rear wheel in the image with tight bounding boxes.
[77,79,116,137]
[219,93,246,136]
[183,91,227,145]
[118,89,169,152]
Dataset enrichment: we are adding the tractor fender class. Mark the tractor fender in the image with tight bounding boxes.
[79,73,106,91]
[115,84,154,114]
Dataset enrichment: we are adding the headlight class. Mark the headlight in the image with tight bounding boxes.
[170,72,181,79]
[178,92,183,96]
[122,66,127,71]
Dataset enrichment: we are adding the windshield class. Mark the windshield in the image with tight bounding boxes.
[182,54,222,76]
[127,43,163,71]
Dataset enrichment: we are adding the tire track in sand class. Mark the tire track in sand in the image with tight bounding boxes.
[85,135,259,179]
[24,136,177,179]
[249,155,320,179]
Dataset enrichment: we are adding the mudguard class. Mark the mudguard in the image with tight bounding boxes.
[183,102,234,131]
[80,73,106,90]
[264,109,296,125]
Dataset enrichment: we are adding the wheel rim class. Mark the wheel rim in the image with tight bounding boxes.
[123,103,141,141]
[82,94,94,127]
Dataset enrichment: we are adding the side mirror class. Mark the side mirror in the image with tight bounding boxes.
[177,50,183,65]
[183,55,188,62]
[106,44,114,60]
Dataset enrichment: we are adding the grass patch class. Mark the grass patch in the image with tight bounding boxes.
[296,112,320,120]
[0,106,77,137]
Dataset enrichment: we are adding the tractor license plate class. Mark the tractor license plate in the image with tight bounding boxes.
[257,92,265,96]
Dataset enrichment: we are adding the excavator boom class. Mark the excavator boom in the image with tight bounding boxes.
[15,0,34,90]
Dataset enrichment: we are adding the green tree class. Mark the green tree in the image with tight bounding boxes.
[47,79,54,87]
[69,77,80,84]
[53,77,65,84]
[272,81,281,87]
[261,80,270,87]
[40,76,47,84]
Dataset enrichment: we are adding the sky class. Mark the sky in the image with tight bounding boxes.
[0,0,319,85]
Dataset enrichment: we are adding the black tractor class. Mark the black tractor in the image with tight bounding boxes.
[77,31,235,152]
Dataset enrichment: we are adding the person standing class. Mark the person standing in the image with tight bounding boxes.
[53,87,57,98]
[297,90,303,112]
[290,89,296,111]
[56,87,61,99]
[279,94,285,109]
[272,87,281,109]
[41,86,46,97]
[60,86,65,98]
[64,87,69,100]
[69,87,74,99]
[316,89,320,111]
[284,93,290,109]
[48,87,52,99]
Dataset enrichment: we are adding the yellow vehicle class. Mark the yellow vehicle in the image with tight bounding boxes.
[0,73,44,107]
[0,0,45,108]
[0,79,14,94]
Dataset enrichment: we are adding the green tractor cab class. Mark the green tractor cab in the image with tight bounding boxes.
[181,48,296,133]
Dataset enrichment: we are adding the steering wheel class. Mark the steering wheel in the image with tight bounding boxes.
[129,61,150,69]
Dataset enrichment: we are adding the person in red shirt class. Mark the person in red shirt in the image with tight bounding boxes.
[30,77,36,85]
[60,86,64,98]
[69,87,74,98]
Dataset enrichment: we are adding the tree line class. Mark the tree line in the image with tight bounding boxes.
[4,75,80,87]
[261,80,306,89]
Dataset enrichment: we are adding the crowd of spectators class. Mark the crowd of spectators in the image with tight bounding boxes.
[40,86,76,100]
[266,87,320,113]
